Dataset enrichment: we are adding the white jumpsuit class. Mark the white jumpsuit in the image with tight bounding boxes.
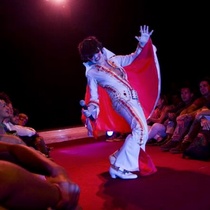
[86,46,149,172]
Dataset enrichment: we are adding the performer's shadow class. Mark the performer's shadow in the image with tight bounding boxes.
[97,166,210,210]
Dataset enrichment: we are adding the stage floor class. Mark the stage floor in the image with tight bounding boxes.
[39,126,105,144]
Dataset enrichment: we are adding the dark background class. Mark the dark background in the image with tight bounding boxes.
[0,0,209,130]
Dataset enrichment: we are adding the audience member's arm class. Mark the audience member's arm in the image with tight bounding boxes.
[8,123,36,137]
[0,141,66,178]
[147,106,172,124]
[0,134,26,145]
[0,140,80,210]
[179,104,198,115]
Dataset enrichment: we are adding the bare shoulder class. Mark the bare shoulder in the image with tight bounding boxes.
[0,134,25,145]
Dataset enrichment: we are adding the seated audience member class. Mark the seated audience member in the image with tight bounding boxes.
[171,107,210,155]
[15,112,29,126]
[161,77,210,152]
[147,94,172,126]
[147,86,195,146]
[0,92,50,157]
[3,103,51,158]
[0,92,25,145]
[182,110,210,160]
[0,140,80,210]
[10,107,20,125]
[147,94,173,144]
[18,112,52,155]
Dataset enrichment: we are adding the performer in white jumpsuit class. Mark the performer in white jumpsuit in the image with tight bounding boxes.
[78,25,155,179]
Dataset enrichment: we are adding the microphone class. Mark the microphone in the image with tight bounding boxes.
[79,100,95,121]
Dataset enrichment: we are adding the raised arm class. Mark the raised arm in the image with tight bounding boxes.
[135,25,154,47]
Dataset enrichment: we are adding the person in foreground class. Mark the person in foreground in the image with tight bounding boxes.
[78,25,160,179]
[0,138,80,210]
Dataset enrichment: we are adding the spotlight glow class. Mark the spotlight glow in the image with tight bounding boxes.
[53,0,65,4]
[46,0,65,4]
[45,0,67,5]
[44,0,71,12]
[106,131,114,137]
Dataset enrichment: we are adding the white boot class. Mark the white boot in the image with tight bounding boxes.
[109,166,138,179]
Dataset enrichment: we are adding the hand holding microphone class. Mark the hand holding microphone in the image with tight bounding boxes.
[79,100,95,121]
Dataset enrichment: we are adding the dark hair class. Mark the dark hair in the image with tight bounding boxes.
[13,108,20,116]
[0,92,11,104]
[78,36,103,62]
[199,76,210,85]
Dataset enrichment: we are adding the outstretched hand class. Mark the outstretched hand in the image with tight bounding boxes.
[135,25,154,47]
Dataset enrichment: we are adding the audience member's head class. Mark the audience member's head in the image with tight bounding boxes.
[199,77,210,98]
[0,92,11,104]
[0,92,11,123]
[180,86,194,104]
[17,113,29,126]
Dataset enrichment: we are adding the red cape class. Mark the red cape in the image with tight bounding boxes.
[82,40,160,135]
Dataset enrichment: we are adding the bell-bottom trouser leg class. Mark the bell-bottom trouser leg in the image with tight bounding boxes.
[112,98,148,172]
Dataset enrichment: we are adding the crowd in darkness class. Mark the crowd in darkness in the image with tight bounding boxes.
[147,76,210,160]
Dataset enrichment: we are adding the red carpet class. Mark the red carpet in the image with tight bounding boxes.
[49,137,210,210]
